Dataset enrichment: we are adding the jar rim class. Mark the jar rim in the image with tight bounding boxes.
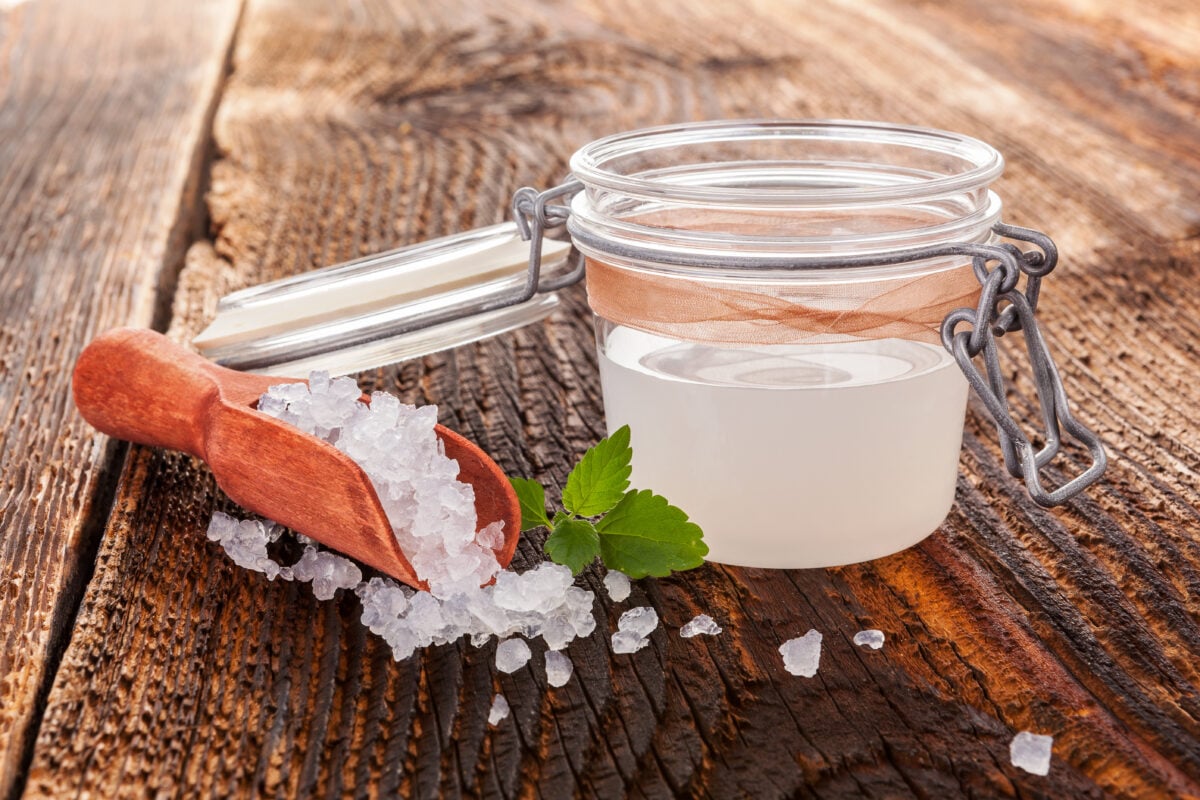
[569,119,1004,206]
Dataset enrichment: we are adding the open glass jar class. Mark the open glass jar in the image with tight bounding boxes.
[566,121,1004,567]
[196,119,1106,569]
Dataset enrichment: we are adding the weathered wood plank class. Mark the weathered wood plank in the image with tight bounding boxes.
[23,0,1200,796]
[0,0,243,796]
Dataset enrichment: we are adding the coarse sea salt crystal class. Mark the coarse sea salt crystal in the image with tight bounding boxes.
[207,512,285,580]
[780,629,822,677]
[404,592,447,647]
[853,629,885,650]
[611,629,649,654]
[495,638,532,673]
[618,606,659,638]
[477,520,507,552]
[356,577,410,631]
[610,606,658,653]
[545,650,573,687]
[289,546,363,601]
[539,615,577,652]
[488,693,509,725]
[1010,731,1053,776]
[493,563,574,614]
[679,614,721,638]
[603,571,631,602]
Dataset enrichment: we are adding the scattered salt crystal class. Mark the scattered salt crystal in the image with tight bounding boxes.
[608,605,658,653]
[780,629,822,677]
[488,693,509,725]
[544,650,573,687]
[611,629,649,654]
[386,629,418,662]
[617,606,658,638]
[1010,731,1053,776]
[289,546,363,601]
[495,638,532,673]
[603,571,631,602]
[853,629,885,650]
[679,614,721,638]
[206,512,285,580]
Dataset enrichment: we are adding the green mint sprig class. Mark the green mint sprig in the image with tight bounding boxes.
[509,425,708,578]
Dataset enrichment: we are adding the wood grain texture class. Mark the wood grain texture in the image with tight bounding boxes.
[18,0,1200,796]
[0,1,242,796]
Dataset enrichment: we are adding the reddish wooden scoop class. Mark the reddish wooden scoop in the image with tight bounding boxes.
[72,328,520,589]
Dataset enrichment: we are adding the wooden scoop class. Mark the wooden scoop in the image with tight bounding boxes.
[72,328,520,589]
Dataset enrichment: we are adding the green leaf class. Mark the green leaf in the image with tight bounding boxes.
[595,489,708,579]
[562,425,632,517]
[544,518,601,575]
[509,477,550,531]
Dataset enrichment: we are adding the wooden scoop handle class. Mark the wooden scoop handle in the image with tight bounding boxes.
[72,328,287,458]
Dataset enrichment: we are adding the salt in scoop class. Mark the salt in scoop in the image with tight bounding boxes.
[72,328,520,588]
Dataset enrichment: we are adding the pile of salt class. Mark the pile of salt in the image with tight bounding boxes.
[258,373,504,595]
[208,374,597,665]
[353,562,595,661]
[207,512,362,599]
[290,546,364,600]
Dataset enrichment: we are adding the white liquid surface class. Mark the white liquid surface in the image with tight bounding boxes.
[597,327,969,568]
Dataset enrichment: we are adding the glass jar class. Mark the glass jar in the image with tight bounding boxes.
[566,121,1006,568]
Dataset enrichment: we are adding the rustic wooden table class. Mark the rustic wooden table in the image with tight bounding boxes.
[3,0,1199,797]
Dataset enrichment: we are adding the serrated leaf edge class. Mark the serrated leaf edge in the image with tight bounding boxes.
[562,425,633,517]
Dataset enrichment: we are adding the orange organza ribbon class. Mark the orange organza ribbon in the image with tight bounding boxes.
[585,258,981,345]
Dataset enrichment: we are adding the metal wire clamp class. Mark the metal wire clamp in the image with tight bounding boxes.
[508,179,585,304]
[511,182,1107,507]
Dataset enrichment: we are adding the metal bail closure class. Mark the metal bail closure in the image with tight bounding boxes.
[510,178,585,296]
[940,223,1107,507]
